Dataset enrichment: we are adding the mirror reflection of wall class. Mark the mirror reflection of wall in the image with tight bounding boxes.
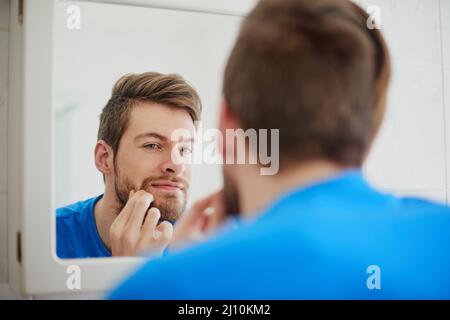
[53,1,243,209]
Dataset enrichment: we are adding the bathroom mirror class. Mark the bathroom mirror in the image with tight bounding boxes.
[12,0,449,297]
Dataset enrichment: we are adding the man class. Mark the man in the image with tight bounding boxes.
[56,72,202,258]
[109,0,450,299]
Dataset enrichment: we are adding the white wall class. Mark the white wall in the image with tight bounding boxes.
[442,0,450,203]
[0,0,450,299]
[360,0,450,204]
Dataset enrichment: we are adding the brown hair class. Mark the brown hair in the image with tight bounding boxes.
[98,72,202,154]
[223,0,391,168]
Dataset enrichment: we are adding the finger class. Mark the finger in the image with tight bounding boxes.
[140,207,161,237]
[177,190,221,229]
[203,190,227,233]
[137,221,173,257]
[110,189,137,231]
[184,190,226,233]
[125,190,154,234]
[155,221,174,243]
[139,209,171,246]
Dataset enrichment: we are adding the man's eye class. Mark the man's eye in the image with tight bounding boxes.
[180,146,192,155]
[144,143,161,150]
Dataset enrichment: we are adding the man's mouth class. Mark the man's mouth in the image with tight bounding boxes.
[150,180,184,192]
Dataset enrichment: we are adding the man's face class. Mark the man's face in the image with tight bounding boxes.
[112,102,195,222]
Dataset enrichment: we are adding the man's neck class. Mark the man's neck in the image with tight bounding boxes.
[235,160,349,220]
[94,189,122,252]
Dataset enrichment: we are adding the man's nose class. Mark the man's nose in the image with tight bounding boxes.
[160,152,185,175]
[163,164,177,174]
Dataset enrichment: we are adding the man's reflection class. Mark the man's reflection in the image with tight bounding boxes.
[56,72,202,258]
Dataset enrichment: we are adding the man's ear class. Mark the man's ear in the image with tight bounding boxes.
[219,98,240,133]
[94,140,114,177]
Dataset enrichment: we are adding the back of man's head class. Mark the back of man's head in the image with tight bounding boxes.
[223,0,390,169]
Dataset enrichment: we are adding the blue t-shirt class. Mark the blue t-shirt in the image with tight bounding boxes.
[56,195,111,258]
[109,170,450,299]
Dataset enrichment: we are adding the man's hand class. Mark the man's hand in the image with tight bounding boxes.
[170,190,227,252]
[110,190,173,257]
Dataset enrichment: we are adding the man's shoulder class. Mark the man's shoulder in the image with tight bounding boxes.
[397,195,450,215]
[109,223,261,299]
[56,195,101,220]
[376,194,450,232]
[56,195,106,259]
[139,219,276,278]
[139,192,450,267]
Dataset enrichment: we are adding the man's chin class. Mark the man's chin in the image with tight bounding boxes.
[151,198,185,223]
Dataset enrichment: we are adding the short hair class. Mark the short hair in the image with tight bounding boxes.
[98,72,202,154]
[223,0,391,167]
